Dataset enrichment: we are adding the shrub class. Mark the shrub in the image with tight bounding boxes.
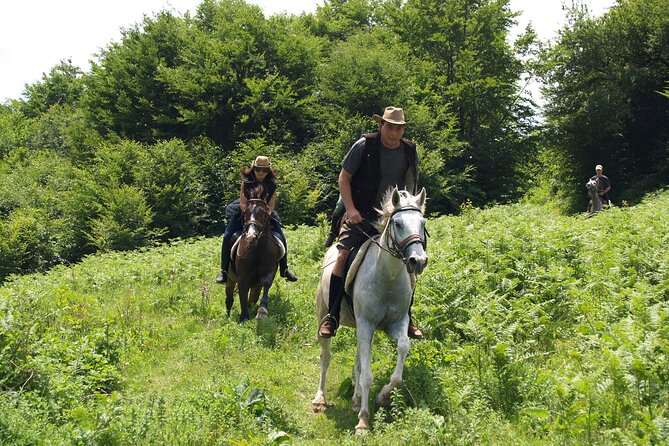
[88,185,162,252]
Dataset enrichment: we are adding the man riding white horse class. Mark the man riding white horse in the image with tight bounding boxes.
[313,187,428,434]
[590,164,611,207]
[317,106,423,339]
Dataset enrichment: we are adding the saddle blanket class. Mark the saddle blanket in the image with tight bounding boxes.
[230,232,286,260]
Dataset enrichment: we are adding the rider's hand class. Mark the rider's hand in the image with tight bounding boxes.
[347,209,363,225]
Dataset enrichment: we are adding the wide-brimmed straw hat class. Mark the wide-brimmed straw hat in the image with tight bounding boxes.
[252,155,271,168]
[372,106,410,125]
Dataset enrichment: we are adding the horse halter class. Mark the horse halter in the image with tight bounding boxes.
[384,206,427,263]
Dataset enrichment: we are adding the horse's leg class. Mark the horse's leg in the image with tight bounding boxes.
[238,282,252,322]
[312,336,331,412]
[352,350,362,412]
[354,322,374,435]
[376,318,411,407]
[256,282,269,319]
[225,271,237,317]
[256,272,276,319]
[225,277,235,317]
[249,285,261,305]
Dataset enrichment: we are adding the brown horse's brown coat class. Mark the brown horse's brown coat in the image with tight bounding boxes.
[225,186,282,321]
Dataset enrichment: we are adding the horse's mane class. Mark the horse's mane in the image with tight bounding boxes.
[246,183,266,200]
[376,187,426,228]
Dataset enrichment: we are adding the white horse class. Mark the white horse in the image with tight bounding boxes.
[586,177,603,215]
[312,187,428,434]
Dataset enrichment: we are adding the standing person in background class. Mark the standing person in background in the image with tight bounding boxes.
[318,106,424,339]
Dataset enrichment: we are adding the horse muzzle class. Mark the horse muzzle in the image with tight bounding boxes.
[405,251,428,275]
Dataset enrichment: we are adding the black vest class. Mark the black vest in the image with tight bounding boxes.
[350,133,418,217]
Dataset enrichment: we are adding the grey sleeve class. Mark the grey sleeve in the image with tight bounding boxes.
[341,137,366,174]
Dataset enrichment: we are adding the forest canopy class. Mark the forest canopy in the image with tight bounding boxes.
[0,0,667,279]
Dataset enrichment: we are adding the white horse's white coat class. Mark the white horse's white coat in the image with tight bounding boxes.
[313,188,428,434]
[587,178,603,215]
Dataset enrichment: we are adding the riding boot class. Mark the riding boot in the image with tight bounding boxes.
[215,237,232,284]
[275,230,297,282]
[279,254,298,282]
[319,274,344,338]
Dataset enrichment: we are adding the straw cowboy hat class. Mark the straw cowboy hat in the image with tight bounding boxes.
[372,106,411,125]
[252,155,271,168]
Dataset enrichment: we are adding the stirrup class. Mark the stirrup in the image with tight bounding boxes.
[318,314,338,338]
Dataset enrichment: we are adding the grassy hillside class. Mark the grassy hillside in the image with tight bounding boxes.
[1,191,668,445]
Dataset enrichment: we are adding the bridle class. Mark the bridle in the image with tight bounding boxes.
[243,199,270,233]
[355,206,427,263]
[384,206,427,262]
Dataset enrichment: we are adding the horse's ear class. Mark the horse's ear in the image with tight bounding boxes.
[391,187,401,208]
[416,187,426,208]
[243,187,251,200]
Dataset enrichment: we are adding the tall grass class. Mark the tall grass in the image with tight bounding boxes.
[1,190,668,444]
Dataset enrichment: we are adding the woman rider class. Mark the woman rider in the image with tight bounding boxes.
[215,155,297,284]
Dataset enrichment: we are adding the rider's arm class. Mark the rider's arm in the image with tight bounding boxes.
[239,182,247,210]
[339,169,362,224]
[267,191,277,213]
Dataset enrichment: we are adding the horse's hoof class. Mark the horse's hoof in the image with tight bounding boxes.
[256,307,268,319]
[355,425,369,436]
[376,392,391,407]
[312,402,327,414]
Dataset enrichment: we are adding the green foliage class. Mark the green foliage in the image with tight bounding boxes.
[0,149,98,278]
[20,60,85,118]
[1,0,665,280]
[84,10,193,142]
[539,0,669,207]
[316,30,413,118]
[92,139,205,239]
[0,207,61,279]
[88,185,162,252]
[2,191,669,443]
[134,139,205,238]
[0,103,31,158]
[387,0,534,204]
[308,0,381,41]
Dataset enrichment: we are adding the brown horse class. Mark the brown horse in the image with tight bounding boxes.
[225,186,284,322]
